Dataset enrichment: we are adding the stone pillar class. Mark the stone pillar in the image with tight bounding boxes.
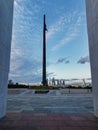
[86,0,98,117]
[0,0,14,118]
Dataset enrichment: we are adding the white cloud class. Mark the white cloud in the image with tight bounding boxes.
[9,0,88,83]
[51,14,82,51]
[46,13,72,40]
[56,57,70,64]
[10,0,43,83]
[77,56,90,64]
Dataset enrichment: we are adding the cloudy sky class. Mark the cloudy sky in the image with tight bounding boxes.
[9,0,91,84]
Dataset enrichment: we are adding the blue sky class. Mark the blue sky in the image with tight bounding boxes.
[9,0,91,84]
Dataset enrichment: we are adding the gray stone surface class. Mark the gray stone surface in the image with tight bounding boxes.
[0,0,14,118]
[7,89,93,114]
[86,0,98,117]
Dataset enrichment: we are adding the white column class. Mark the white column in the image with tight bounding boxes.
[0,0,14,118]
[86,0,98,117]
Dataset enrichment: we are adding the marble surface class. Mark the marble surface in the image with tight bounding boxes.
[86,0,98,117]
[0,0,14,118]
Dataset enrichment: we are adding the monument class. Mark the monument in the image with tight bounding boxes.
[0,0,14,118]
[0,0,98,119]
[42,14,47,86]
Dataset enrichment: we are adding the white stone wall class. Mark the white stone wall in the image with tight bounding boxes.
[0,0,14,118]
[86,0,98,117]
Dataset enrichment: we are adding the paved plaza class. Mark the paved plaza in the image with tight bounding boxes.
[7,89,93,114]
[1,89,98,130]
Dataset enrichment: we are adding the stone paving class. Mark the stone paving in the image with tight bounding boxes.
[0,89,98,130]
[7,89,93,114]
[0,113,98,130]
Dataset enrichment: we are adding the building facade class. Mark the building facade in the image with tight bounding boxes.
[86,0,98,117]
[0,0,14,118]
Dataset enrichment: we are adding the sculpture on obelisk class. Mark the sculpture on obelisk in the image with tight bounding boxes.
[42,14,47,86]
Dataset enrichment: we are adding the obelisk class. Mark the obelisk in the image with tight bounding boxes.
[42,14,47,86]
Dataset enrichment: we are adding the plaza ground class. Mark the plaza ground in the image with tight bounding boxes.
[0,89,98,130]
[7,89,93,114]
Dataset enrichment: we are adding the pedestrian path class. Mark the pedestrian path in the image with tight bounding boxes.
[0,112,98,130]
[7,89,93,114]
[0,89,97,130]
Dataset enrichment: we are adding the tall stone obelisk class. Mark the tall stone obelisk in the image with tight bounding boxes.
[42,14,47,86]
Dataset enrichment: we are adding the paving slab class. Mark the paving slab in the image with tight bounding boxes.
[7,89,93,114]
[0,113,98,130]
